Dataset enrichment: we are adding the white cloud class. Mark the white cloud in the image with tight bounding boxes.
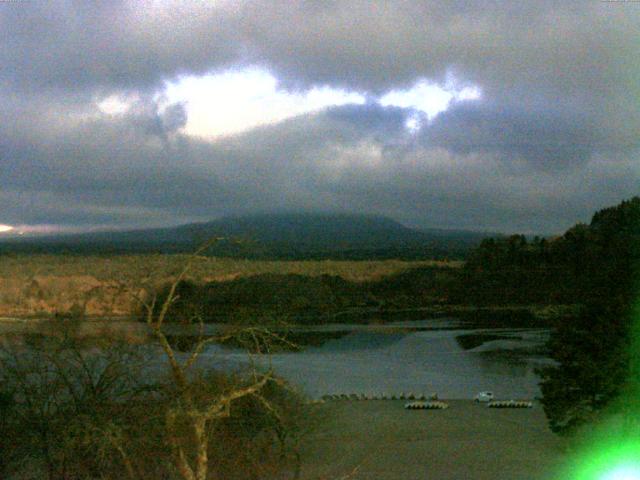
[379,78,482,129]
[456,85,482,101]
[96,94,139,115]
[380,81,453,119]
[162,67,366,139]
[160,67,481,139]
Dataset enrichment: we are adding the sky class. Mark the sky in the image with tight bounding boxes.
[0,0,638,235]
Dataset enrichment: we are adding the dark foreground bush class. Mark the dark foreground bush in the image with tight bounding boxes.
[0,335,308,480]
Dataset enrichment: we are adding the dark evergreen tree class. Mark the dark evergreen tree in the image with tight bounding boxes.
[537,197,640,434]
[537,303,631,434]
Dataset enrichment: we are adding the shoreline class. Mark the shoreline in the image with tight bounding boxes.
[0,302,574,324]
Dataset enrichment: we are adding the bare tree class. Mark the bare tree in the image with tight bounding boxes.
[134,240,301,480]
[0,241,306,480]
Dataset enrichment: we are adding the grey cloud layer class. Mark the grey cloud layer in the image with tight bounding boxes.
[4,1,637,100]
[2,99,638,233]
[0,0,638,232]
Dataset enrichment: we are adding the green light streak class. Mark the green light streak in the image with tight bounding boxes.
[601,465,640,480]
[561,440,640,479]
[555,299,640,479]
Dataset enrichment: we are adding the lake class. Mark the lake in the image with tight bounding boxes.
[188,320,551,400]
[0,318,551,400]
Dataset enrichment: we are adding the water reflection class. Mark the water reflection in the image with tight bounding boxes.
[0,319,550,400]
[220,328,551,400]
[475,352,530,377]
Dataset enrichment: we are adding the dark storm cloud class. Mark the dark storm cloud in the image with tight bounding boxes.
[251,0,638,159]
[128,100,188,140]
[323,103,408,147]
[3,1,637,102]
[0,0,242,93]
[3,100,637,233]
[422,103,604,172]
[0,0,638,233]
[239,1,637,100]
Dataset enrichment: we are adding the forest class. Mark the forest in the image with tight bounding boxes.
[1,197,638,480]
[152,197,640,435]
[153,198,639,327]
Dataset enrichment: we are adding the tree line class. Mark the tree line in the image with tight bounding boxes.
[462,197,640,433]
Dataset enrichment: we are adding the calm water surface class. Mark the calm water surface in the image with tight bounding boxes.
[192,321,550,400]
[0,318,551,400]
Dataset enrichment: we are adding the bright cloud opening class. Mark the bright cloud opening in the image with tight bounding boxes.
[404,114,425,134]
[0,224,14,233]
[456,85,482,101]
[162,67,366,139]
[96,94,138,115]
[380,81,454,119]
[379,78,482,131]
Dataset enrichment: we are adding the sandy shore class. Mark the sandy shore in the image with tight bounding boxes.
[299,400,567,480]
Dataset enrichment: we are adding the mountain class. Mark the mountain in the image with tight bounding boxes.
[0,213,493,259]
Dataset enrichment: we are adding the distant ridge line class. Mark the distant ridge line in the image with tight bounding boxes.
[0,212,496,259]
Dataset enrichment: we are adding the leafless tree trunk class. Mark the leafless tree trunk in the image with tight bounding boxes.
[134,240,285,480]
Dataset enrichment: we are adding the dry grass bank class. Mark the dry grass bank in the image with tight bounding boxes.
[0,254,459,318]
